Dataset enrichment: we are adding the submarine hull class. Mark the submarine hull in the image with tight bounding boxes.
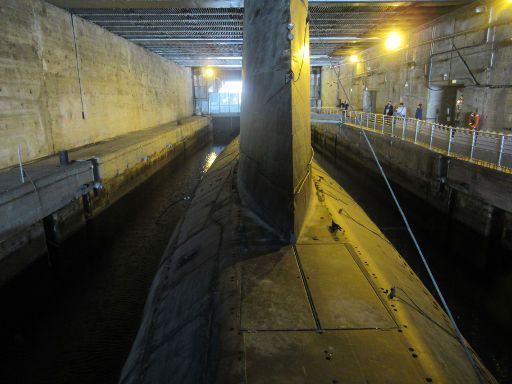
[120,138,495,383]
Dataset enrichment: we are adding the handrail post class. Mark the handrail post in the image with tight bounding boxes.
[402,118,406,139]
[448,127,453,155]
[391,116,395,136]
[381,115,385,134]
[366,113,369,128]
[470,130,476,160]
[373,113,377,131]
[429,124,435,149]
[414,120,419,143]
[498,134,505,167]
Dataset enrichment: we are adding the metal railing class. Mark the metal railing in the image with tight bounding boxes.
[311,107,512,171]
[208,92,241,114]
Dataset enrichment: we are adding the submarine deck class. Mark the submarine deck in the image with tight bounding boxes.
[121,138,495,384]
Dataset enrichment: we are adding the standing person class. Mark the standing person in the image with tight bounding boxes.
[396,102,407,117]
[343,101,349,111]
[469,110,481,143]
[415,103,423,120]
[469,110,480,131]
[384,101,394,116]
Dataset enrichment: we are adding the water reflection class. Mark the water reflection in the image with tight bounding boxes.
[201,145,225,174]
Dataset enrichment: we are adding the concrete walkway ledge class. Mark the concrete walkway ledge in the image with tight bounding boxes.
[0,115,212,285]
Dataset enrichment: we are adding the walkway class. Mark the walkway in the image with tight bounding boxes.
[312,108,512,173]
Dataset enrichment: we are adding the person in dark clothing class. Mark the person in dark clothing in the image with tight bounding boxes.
[343,101,349,111]
[415,103,423,119]
[384,101,394,116]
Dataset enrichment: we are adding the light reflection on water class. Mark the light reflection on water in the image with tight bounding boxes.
[201,145,225,174]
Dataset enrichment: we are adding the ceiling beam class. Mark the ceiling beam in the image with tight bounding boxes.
[47,0,468,9]
[126,36,381,42]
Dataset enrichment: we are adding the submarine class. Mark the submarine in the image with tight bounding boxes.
[120,1,496,383]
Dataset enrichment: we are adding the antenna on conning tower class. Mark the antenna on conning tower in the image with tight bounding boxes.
[309,15,487,384]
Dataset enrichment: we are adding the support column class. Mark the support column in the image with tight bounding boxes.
[426,85,443,123]
[239,0,312,242]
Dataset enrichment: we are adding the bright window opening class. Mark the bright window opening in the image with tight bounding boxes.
[219,81,242,94]
[209,81,242,114]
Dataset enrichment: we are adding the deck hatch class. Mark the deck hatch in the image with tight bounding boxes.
[295,243,396,329]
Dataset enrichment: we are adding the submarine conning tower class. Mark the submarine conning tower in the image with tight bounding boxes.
[239,0,312,242]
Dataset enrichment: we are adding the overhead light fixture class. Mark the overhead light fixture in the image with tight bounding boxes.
[350,54,359,63]
[385,32,401,51]
[203,67,214,78]
[474,5,487,13]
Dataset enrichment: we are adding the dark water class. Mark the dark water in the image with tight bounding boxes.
[0,143,224,384]
[315,151,512,384]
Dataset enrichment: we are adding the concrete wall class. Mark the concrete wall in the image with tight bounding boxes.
[211,115,240,144]
[0,0,193,169]
[321,2,512,132]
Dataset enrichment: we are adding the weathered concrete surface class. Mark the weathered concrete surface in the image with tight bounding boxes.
[121,138,495,383]
[0,116,210,285]
[312,121,512,251]
[0,159,94,285]
[0,160,94,237]
[321,2,512,132]
[0,0,193,169]
[211,114,240,144]
[240,0,312,240]
[79,116,212,216]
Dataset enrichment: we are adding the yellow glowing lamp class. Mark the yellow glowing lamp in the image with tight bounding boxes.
[385,32,401,50]
[350,54,359,63]
[203,67,214,78]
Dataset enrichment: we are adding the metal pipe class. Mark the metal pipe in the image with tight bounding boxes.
[17,146,25,184]
[498,135,505,167]
[429,124,435,149]
[448,127,453,155]
[470,130,476,160]
[452,43,480,85]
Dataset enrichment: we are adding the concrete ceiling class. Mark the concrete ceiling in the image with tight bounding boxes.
[48,0,469,7]
[48,0,472,67]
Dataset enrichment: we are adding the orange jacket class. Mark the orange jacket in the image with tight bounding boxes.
[469,113,480,130]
